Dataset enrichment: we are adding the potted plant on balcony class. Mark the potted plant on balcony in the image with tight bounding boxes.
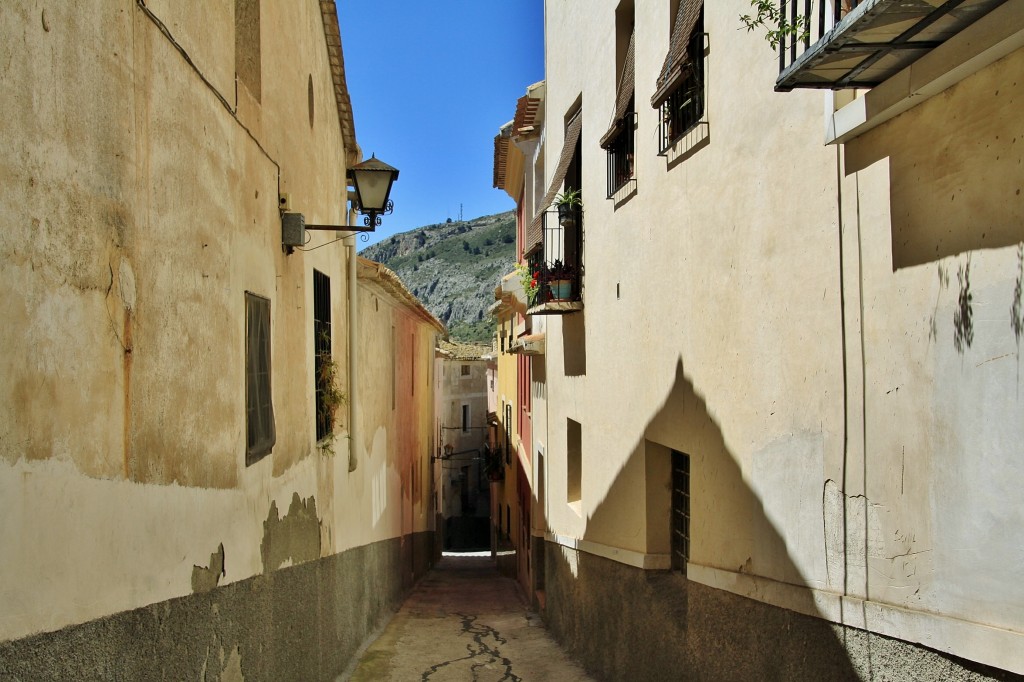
[515,262,541,307]
[548,259,575,301]
[553,189,582,228]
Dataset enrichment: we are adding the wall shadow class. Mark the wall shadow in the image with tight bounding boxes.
[843,64,1024,271]
[539,358,856,679]
[562,313,586,377]
[540,358,1019,681]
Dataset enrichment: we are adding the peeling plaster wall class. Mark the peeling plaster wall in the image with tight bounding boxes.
[540,0,1024,676]
[0,536,428,682]
[0,0,414,667]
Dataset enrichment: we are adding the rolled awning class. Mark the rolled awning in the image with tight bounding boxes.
[493,132,510,190]
[600,29,636,149]
[651,0,703,108]
[525,111,583,254]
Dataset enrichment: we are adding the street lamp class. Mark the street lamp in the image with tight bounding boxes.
[279,154,399,252]
[348,154,399,230]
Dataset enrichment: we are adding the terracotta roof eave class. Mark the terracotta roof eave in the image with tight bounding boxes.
[356,257,447,335]
[513,95,543,135]
[437,339,492,361]
[318,1,359,164]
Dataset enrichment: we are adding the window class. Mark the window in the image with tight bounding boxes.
[505,402,513,465]
[461,364,471,376]
[652,1,705,154]
[604,102,635,197]
[602,1,636,198]
[245,292,275,464]
[462,404,470,432]
[671,450,691,573]
[567,418,582,505]
[234,0,261,101]
[313,270,332,442]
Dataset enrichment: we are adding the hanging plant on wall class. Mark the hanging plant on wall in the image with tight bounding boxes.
[316,333,348,457]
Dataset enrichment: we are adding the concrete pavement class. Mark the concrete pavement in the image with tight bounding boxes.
[345,554,593,681]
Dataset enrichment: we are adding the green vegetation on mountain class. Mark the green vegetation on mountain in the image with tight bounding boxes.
[360,211,515,343]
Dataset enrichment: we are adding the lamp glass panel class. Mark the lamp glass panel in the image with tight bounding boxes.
[354,171,393,211]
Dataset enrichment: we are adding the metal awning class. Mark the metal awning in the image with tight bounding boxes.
[776,0,1008,91]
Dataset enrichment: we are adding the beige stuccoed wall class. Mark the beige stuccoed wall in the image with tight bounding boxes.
[543,0,843,577]
[839,44,1024,635]
[542,0,1023,672]
[0,0,411,645]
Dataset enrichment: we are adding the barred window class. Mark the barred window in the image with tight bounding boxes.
[313,270,332,441]
[652,1,706,155]
[671,449,691,573]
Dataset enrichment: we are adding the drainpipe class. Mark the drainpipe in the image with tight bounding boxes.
[346,193,359,473]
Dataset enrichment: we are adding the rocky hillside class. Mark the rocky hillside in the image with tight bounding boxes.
[360,211,515,342]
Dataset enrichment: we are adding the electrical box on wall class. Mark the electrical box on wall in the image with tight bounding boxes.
[281,212,305,248]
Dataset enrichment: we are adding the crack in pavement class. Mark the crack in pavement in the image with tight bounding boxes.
[420,613,522,681]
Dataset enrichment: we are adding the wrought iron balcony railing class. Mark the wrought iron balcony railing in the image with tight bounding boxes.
[776,0,1008,91]
[526,207,584,315]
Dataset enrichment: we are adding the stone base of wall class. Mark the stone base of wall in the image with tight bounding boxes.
[543,542,1022,682]
[0,532,435,682]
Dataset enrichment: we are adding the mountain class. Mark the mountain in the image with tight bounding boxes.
[359,211,515,342]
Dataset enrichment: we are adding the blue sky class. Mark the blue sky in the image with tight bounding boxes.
[337,1,544,249]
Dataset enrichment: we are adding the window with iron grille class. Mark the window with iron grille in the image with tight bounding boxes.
[653,2,706,155]
[671,449,691,573]
[605,107,635,197]
[313,270,332,442]
[245,292,275,464]
[658,49,704,153]
[603,3,636,198]
[505,403,513,465]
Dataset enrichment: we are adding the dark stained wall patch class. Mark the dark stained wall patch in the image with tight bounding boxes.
[261,493,321,573]
[191,543,225,594]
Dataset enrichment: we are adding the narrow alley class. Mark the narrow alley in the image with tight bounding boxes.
[346,555,592,681]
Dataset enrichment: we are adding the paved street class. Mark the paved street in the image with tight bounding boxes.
[346,555,593,681]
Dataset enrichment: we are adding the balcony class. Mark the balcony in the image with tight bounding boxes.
[776,0,1010,92]
[526,208,584,316]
